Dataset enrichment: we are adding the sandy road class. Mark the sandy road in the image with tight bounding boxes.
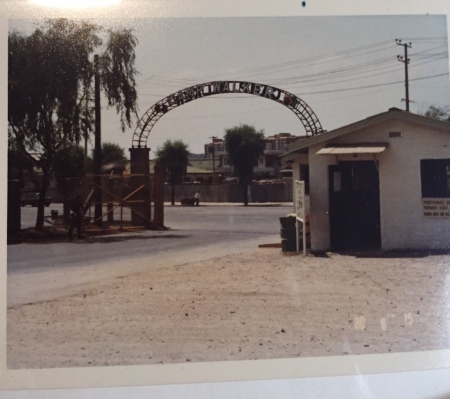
[7,234,271,308]
[8,204,289,307]
[7,248,450,369]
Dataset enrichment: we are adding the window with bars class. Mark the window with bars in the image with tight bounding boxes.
[420,159,450,198]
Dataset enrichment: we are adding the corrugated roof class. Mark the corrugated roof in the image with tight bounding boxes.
[316,143,388,155]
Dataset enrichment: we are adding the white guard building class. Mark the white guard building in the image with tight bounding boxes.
[282,108,450,251]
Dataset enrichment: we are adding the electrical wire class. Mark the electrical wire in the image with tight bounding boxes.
[133,37,448,117]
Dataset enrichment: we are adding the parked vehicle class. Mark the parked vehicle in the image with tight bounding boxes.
[180,197,196,206]
[21,193,52,207]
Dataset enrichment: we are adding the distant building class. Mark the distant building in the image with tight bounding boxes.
[204,133,302,179]
[149,159,213,184]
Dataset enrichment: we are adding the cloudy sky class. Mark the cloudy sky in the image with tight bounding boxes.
[9,15,449,157]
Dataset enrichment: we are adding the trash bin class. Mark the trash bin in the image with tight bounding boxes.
[51,210,59,220]
[280,216,297,252]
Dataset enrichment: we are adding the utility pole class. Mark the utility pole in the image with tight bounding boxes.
[396,39,412,111]
[209,136,217,184]
[94,54,102,226]
[84,86,89,173]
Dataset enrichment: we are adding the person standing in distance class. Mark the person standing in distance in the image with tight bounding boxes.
[194,190,200,206]
[69,191,85,240]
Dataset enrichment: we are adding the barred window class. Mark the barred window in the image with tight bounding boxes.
[420,159,450,198]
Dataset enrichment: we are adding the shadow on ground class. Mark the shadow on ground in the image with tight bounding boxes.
[79,234,189,244]
[8,226,188,245]
[310,249,450,259]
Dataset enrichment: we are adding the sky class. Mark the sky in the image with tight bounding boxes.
[9,15,450,157]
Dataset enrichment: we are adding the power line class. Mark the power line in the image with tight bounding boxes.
[137,38,447,88]
[137,70,448,103]
[285,54,447,91]
[133,38,448,114]
[135,72,447,123]
[292,73,448,95]
[204,73,448,96]
[139,40,396,85]
[142,49,446,93]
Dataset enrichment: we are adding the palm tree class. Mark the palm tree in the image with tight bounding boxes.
[156,140,189,205]
[89,142,127,172]
[224,124,265,205]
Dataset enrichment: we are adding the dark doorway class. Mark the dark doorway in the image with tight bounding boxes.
[329,161,381,250]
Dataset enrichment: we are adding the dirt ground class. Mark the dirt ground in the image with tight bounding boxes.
[7,248,450,369]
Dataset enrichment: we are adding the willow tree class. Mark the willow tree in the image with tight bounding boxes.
[224,124,265,206]
[8,19,138,230]
[156,140,189,205]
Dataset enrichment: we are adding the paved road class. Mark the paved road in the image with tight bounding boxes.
[8,204,292,306]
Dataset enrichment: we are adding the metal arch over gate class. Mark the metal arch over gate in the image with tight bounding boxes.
[132,80,324,148]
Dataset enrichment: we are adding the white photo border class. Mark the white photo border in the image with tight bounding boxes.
[1,0,450,391]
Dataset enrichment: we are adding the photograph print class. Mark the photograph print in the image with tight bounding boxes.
[6,14,450,370]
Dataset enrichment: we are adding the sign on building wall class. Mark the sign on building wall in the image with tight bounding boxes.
[422,199,450,218]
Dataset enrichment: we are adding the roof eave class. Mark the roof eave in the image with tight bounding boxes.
[284,109,450,160]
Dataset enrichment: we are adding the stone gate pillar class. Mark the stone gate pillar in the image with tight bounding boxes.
[129,147,152,228]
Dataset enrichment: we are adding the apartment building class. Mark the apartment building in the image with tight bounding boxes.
[204,133,301,178]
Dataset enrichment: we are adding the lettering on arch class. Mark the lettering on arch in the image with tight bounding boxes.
[132,80,323,148]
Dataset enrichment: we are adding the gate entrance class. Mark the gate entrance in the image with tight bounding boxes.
[61,173,153,231]
[128,80,324,228]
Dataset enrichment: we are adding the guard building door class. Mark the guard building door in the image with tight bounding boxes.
[328,161,381,250]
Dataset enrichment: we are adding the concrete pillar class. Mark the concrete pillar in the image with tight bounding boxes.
[129,147,152,228]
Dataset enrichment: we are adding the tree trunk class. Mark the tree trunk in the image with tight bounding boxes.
[62,179,71,225]
[171,185,175,205]
[35,169,51,230]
